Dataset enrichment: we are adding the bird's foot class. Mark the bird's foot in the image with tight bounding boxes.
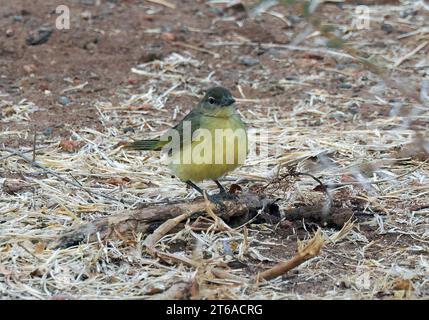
[206,193,228,210]
[207,192,240,211]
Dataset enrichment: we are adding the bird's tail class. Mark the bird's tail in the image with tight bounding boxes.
[124,139,165,151]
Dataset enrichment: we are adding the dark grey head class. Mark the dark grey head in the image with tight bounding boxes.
[201,86,235,108]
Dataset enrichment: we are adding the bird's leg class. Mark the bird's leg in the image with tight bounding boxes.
[186,180,204,196]
[213,180,227,194]
[186,180,226,209]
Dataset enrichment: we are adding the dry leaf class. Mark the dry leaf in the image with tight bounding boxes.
[1,244,12,253]
[392,278,414,294]
[34,242,45,254]
[160,32,176,41]
[59,139,81,152]
[106,177,131,186]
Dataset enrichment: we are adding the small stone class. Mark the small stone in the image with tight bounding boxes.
[161,26,172,33]
[83,41,97,51]
[160,32,176,41]
[59,96,70,105]
[240,55,259,66]
[38,81,49,91]
[139,48,163,63]
[89,72,99,80]
[6,28,13,37]
[284,76,297,81]
[347,102,360,114]
[381,22,394,34]
[23,64,36,74]
[42,127,53,136]
[330,111,347,122]
[43,75,54,82]
[338,83,352,89]
[123,127,135,133]
[288,15,301,24]
[336,280,351,289]
[81,10,92,20]
[26,27,53,46]
[389,98,400,103]
[179,25,189,33]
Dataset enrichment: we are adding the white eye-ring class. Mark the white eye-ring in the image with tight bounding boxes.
[208,97,215,104]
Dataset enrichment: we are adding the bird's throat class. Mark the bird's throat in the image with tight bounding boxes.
[200,106,236,118]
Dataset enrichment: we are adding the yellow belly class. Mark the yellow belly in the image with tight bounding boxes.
[168,116,247,182]
[171,162,240,182]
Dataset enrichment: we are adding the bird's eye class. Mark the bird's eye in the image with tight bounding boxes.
[208,97,215,104]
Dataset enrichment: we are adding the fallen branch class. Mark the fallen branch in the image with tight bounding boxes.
[284,206,354,227]
[52,191,279,249]
[53,184,355,249]
[144,211,194,252]
[257,229,324,282]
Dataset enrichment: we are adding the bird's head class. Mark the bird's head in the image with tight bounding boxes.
[198,87,236,116]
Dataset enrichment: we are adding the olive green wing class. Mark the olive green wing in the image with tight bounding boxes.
[125,110,202,151]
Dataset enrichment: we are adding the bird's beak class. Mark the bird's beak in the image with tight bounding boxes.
[223,97,236,106]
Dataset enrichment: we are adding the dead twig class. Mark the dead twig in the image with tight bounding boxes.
[146,0,176,9]
[257,229,324,281]
[144,211,195,253]
[32,125,36,163]
[53,191,278,249]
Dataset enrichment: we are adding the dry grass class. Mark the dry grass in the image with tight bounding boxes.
[1,0,428,299]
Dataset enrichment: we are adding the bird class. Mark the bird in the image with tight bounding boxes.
[125,86,248,197]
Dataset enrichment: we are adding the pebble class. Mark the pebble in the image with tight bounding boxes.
[42,127,53,136]
[23,64,36,74]
[288,15,301,24]
[347,102,360,115]
[59,96,70,105]
[240,55,259,66]
[123,127,135,134]
[26,27,53,46]
[160,32,176,41]
[81,10,92,20]
[338,83,352,89]
[381,22,394,34]
[179,25,189,33]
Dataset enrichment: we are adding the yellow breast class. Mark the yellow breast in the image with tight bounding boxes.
[168,115,247,182]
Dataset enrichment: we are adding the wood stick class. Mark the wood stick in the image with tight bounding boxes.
[257,229,324,281]
[53,191,274,249]
[52,188,354,249]
[144,211,195,251]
